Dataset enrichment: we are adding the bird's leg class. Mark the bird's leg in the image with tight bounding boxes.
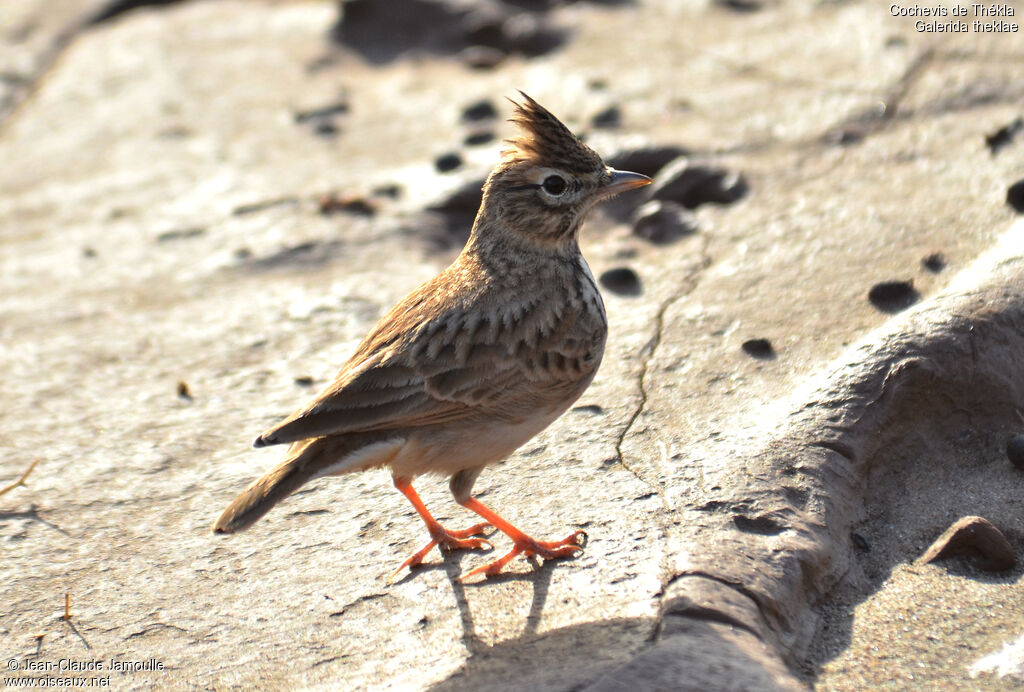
[388,477,492,582]
[456,496,586,582]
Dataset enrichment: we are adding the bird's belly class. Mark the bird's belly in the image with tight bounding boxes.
[389,405,571,479]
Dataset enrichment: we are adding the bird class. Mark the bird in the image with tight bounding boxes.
[213,92,652,582]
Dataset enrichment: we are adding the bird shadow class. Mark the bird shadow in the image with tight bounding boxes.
[392,543,570,649]
[0,504,71,536]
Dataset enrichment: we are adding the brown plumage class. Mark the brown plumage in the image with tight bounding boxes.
[213,92,651,581]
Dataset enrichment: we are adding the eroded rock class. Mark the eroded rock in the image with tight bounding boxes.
[917,516,1016,572]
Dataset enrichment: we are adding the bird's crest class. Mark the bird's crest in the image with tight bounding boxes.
[502,92,604,174]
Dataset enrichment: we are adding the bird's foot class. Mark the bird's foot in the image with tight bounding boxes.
[387,522,493,583]
[458,530,586,582]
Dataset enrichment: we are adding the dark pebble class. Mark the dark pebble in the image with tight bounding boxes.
[715,0,762,11]
[371,184,402,199]
[632,200,698,245]
[318,194,376,216]
[294,376,315,387]
[463,130,495,146]
[424,178,486,251]
[606,146,690,179]
[313,121,340,137]
[435,153,463,173]
[461,99,498,122]
[1007,179,1024,213]
[918,515,1015,572]
[1007,434,1024,469]
[921,252,946,273]
[157,227,205,243]
[741,338,775,359]
[829,128,865,146]
[177,381,193,400]
[867,280,919,313]
[851,532,871,551]
[293,101,349,124]
[82,247,97,258]
[599,267,642,296]
[985,117,1023,156]
[650,158,748,209]
[428,178,484,216]
[591,105,622,130]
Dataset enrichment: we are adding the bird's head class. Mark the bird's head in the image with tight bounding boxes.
[472,93,651,254]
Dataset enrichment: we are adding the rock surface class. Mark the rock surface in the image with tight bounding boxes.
[2,1,1023,690]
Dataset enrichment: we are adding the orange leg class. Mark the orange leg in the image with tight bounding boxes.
[387,477,492,582]
[456,496,586,582]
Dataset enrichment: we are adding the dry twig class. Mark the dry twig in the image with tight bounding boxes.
[0,459,38,497]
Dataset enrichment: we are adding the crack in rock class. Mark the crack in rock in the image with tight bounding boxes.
[614,239,712,506]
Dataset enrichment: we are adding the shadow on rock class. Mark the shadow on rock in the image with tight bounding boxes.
[809,364,1024,675]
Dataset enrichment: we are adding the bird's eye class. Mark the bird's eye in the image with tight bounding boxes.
[542,175,567,195]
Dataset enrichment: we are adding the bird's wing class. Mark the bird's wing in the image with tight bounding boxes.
[254,285,594,447]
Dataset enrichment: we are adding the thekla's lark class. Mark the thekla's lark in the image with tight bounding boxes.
[213,93,651,581]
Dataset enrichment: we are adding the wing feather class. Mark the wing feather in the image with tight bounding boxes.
[254,273,599,448]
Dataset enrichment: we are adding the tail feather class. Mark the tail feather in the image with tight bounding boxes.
[213,452,316,534]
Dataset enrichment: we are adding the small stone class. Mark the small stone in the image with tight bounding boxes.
[985,117,1023,156]
[650,158,748,209]
[82,247,97,258]
[318,193,375,216]
[921,252,946,273]
[293,101,349,124]
[851,532,871,551]
[156,227,204,243]
[741,338,775,359]
[435,153,462,173]
[294,376,315,387]
[425,178,486,251]
[918,516,1015,572]
[177,381,193,400]
[606,146,690,179]
[1007,179,1024,213]
[599,267,641,296]
[828,128,865,146]
[313,121,339,137]
[460,99,497,122]
[371,184,402,199]
[632,200,698,245]
[429,178,484,217]
[868,280,919,313]
[715,0,762,11]
[1007,434,1024,469]
[591,105,622,130]
[463,130,495,146]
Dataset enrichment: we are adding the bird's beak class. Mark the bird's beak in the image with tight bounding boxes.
[599,169,652,200]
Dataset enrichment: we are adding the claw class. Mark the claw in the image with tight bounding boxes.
[387,522,494,583]
[457,531,585,583]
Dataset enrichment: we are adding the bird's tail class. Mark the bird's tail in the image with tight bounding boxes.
[213,443,318,534]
